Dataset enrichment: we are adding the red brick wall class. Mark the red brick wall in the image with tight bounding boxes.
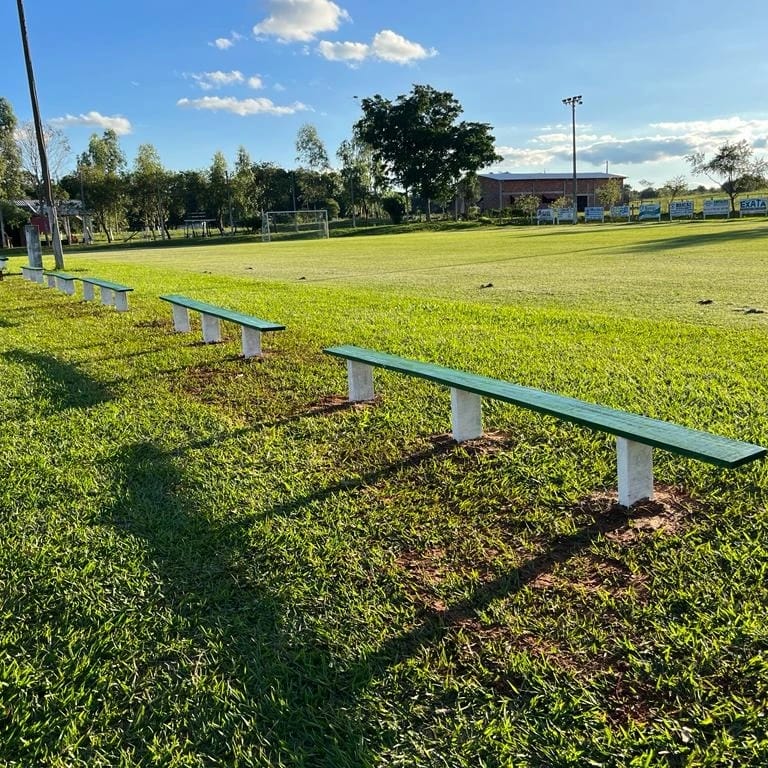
[478,176,624,211]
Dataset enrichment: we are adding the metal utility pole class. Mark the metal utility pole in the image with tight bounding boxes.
[562,95,582,225]
[16,0,64,268]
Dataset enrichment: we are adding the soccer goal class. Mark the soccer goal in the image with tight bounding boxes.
[261,210,329,242]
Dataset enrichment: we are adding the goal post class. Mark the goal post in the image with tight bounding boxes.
[261,210,329,242]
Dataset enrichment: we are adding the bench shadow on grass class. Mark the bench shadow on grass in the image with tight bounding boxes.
[623,223,768,254]
[1,350,112,410]
[102,426,637,763]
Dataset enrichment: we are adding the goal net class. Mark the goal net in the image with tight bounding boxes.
[261,210,329,242]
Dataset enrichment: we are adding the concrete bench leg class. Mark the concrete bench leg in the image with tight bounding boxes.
[100,288,115,306]
[241,326,262,357]
[616,437,654,506]
[113,291,129,312]
[46,274,56,288]
[347,360,374,401]
[82,283,95,301]
[171,304,190,332]
[451,388,483,442]
[21,268,30,281]
[201,313,222,343]
[35,272,44,284]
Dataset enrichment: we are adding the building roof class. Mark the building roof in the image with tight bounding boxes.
[479,172,625,181]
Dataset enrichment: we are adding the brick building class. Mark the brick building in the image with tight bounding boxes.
[478,172,626,212]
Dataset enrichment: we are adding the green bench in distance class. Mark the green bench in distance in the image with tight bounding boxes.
[21,266,44,283]
[159,294,285,358]
[324,344,766,507]
[80,277,134,311]
[43,270,78,295]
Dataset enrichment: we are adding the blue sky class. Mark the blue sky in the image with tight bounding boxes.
[2,0,768,188]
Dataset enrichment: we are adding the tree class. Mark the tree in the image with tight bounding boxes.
[79,129,126,242]
[596,178,622,208]
[355,84,501,220]
[0,98,23,247]
[16,120,70,199]
[455,173,479,219]
[687,140,768,213]
[517,194,540,222]
[207,151,229,233]
[130,144,170,239]
[295,123,330,172]
[659,175,688,206]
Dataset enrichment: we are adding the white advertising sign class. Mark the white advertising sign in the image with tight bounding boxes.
[703,199,730,218]
[610,204,631,219]
[739,198,767,216]
[537,208,555,224]
[555,207,575,223]
[669,200,694,219]
[584,207,604,222]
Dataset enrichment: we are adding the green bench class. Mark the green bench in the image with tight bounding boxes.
[80,277,134,311]
[324,345,766,506]
[44,270,78,295]
[159,294,285,358]
[21,265,44,283]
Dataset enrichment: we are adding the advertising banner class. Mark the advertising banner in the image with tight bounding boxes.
[555,207,575,223]
[584,207,604,222]
[639,203,661,221]
[610,204,631,219]
[669,200,693,219]
[739,198,767,216]
[537,208,555,224]
[703,199,730,218]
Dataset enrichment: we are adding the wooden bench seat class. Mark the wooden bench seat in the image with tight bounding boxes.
[324,344,766,506]
[44,271,78,295]
[159,294,285,358]
[80,277,134,311]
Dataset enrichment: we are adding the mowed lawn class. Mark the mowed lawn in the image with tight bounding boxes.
[1,220,767,766]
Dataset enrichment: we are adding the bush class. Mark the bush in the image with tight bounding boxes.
[382,196,406,224]
[324,198,340,220]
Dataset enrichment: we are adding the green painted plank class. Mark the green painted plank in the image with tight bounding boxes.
[80,277,133,292]
[324,345,766,468]
[44,271,78,280]
[159,294,285,332]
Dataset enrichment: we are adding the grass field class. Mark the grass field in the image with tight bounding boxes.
[1,219,768,766]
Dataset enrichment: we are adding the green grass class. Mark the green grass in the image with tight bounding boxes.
[1,219,768,766]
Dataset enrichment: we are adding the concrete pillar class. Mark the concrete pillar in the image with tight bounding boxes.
[113,291,129,312]
[82,282,95,301]
[201,313,222,343]
[616,437,654,507]
[100,288,115,306]
[241,326,262,358]
[171,304,190,332]
[347,360,374,401]
[450,388,483,442]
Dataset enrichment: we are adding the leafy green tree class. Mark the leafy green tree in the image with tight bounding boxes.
[207,151,229,233]
[79,129,126,242]
[355,84,501,220]
[232,146,260,227]
[0,98,24,247]
[517,194,541,222]
[596,178,622,208]
[659,175,688,206]
[455,173,479,219]
[295,123,330,172]
[687,141,768,213]
[382,194,405,224]
[130,143,170,238]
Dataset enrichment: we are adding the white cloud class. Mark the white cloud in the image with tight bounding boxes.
[247,76,264,89]
[370,30,436,63]
[316,29,437,65]
[274,82,286,92]
[50,111,132,135]
[254,0,350,42]
[317,40,369,62]
[209,31,244,50]
[177,96,308,116]
[188,70,245,90]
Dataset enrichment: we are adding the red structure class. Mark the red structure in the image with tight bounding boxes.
[478,172,626,212]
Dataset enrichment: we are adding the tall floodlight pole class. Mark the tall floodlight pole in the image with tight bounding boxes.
[562,95,582,225]
[16,0,64,268]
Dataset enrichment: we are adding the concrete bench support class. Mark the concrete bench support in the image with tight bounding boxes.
[617,437,654,506]
[56,276,76,295]
[83,282,95,301]
[201,313,222,343]
[113,291,129,312]
[347,360,374,402]
[100,288,114,307]
[451,388,483,442]
[171,304,190,332]
[241,326,262,358]
[46,273,56,288]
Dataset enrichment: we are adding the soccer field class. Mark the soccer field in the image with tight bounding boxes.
[1,221,767,765]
